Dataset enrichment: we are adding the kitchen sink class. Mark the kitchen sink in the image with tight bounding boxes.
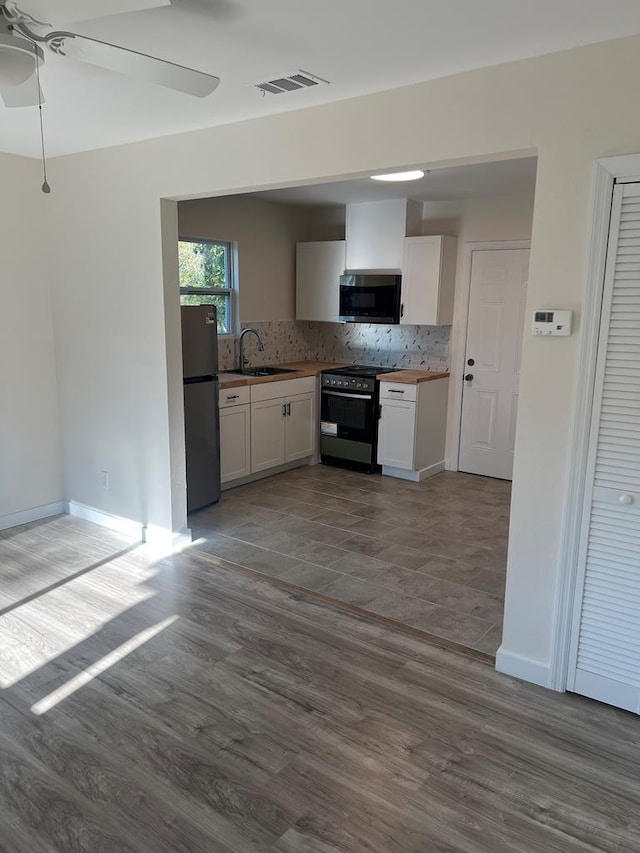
[226,366,300,377]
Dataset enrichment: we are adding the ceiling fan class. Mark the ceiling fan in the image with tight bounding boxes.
[0,0,220,107]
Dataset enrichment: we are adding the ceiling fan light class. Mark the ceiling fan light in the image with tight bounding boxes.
[371,170,425,182]
[0,33,40,87]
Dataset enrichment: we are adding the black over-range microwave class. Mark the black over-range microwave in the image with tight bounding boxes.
[338,273,402,324]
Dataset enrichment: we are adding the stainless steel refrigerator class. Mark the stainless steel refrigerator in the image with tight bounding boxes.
[181,305,221,512]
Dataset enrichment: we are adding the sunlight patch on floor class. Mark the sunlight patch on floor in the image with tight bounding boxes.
[30,615,178,715]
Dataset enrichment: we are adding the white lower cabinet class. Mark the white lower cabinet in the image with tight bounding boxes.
[377,398,416,470]
[285,393,315,461]
[220,405,251,483]
[377,378,449,481]
[220,375,318,486]
[251,398,288,472]
[251,390,316,472]
[219,385,251,484]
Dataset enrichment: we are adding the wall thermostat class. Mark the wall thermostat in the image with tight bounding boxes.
[532,310,572,336]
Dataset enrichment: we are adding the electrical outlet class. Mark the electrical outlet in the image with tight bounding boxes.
[100,470,109,490]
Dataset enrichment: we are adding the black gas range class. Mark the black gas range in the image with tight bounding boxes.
[320,365,398,473]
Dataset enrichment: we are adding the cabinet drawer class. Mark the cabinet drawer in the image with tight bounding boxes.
[379,382,417,403]
[219,386,250,408]
[250,375,316,403]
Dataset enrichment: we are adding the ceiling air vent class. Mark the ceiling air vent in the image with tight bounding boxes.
[254,70,329,96]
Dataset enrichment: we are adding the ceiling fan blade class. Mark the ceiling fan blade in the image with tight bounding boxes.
[23,1,171,25]
[51,32,219,97]
[0,76,44,107]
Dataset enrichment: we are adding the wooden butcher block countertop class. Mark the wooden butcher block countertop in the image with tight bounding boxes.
[378,369,450,384]
[218,361,347,389]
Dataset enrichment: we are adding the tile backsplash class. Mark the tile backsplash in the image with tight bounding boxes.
[219,320,450,372]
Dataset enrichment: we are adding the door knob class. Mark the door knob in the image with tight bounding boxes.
[467,358,475,366]
[464,374,474,381]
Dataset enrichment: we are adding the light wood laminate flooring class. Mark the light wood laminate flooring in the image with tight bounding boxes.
[1,514,639,851]
[191,467,509,655]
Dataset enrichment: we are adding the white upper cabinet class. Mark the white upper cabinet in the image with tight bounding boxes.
[296,240,346,323]
[345,199,422,270]
[296,201,456,326]
[401,235,457,326]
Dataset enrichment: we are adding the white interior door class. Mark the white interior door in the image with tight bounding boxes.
[459,248,529,480]
[567,182,640,714]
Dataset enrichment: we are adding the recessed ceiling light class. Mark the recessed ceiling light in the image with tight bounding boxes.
[370,170,425,182]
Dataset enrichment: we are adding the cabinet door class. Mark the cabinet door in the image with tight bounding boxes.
[377,400,416,470]
[401,236,457,325]
[219,404,251,483]
[285,392,315,462]
[251,398,286,473]
[296,241,346,322]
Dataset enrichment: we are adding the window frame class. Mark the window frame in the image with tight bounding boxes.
[178,236,237,337]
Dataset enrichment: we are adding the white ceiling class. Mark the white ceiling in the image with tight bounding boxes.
[4,0,640,158]
[249,157,538,207]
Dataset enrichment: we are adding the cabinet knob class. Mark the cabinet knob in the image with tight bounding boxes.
[619,494,635,506]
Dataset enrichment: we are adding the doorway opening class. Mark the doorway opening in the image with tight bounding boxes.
[164,154,539,657]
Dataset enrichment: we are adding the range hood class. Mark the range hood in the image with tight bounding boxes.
[345,199,423,272]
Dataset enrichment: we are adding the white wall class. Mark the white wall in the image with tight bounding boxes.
[44,33,640,685]
[178,195,313,322]
[421,193,535,243]
[0,154,62,527]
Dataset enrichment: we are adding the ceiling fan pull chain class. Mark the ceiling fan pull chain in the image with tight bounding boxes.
[34,41,49,193]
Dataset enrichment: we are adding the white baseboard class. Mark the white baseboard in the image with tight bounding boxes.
[495,646,552,689]
[0,501,65,531]
[66,501,192,554]
[66,501,144,540]
[144,524,192,554]
[381,460,445,483]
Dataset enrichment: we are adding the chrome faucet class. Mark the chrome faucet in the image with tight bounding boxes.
[238,327,265,371]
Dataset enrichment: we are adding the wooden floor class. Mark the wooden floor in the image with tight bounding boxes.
[1,514,639,852]
[191,467,509,655]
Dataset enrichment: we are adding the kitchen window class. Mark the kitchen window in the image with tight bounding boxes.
[178,238,236,334]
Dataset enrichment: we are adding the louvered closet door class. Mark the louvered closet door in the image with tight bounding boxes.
[568,182,640,713]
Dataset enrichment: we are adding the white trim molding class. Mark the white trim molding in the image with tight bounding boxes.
[446,240,531,472]
[66,501,192,554]
[144,524,193,555]
[66,501,145,540]
[381,461,445,482]
[549,154,640,692]
[495,646,551,688]
[0,501,65,531]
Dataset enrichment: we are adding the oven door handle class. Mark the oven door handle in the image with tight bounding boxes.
[322,390,373,400]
